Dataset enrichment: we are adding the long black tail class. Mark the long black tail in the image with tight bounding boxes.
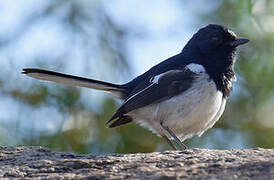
[22,68,127,98]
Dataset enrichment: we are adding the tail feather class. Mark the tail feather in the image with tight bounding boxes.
[22,68,127,98]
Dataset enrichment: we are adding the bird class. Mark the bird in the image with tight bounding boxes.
[22,24,249,150]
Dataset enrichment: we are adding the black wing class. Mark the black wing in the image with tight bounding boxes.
[107,69,196,127]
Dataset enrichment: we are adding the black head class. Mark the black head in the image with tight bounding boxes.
[195,24,247,54]
[182,24,249,96]
[184,24,248,63]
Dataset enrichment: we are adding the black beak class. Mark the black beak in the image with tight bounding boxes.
[229,38,249,47]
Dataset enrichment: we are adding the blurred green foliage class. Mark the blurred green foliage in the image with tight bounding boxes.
[0,0,273,153]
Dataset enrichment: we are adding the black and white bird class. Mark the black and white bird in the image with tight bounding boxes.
[22,24,249,150]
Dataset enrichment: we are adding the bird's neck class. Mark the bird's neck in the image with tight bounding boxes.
[212,65,235,97]
[183,45,236,97]
[204,51,237,97]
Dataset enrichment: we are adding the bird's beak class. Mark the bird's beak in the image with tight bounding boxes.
[229,38,249,47]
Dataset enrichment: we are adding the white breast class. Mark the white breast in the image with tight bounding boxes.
[130,70,226,141]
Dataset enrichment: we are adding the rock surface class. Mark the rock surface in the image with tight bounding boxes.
[0,146,273,179]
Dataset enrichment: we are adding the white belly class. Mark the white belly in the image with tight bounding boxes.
[129,73,226,141]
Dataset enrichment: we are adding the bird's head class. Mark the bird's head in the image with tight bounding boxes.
[183,24,249,68]
[182,24,249,96]
[195,24,248,53]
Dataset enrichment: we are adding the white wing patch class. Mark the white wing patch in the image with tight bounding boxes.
[126,70,175,103]
[151,64,205,84]
[186,63,205,74]
[150,71,173,84]
[150,74,161,84]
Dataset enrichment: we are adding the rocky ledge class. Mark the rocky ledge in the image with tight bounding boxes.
[0,146,273,179]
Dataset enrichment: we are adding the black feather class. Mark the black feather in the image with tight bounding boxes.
[108,115,133,128]
[22,68,122,89]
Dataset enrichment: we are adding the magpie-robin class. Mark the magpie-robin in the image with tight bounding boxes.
[22,24,249,150]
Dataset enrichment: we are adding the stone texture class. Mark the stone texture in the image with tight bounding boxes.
[0,146,273,179]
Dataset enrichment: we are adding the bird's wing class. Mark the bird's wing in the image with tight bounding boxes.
[107,68,197,127]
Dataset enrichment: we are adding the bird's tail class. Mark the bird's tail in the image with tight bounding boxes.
[22,68,127,98]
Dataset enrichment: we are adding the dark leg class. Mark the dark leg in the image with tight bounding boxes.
[160,123,187,150]
[162,134,177,150]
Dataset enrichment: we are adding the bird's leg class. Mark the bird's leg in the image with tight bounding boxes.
[160,123,187,150]
[162,134,177,150]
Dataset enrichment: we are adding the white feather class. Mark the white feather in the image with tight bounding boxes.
[150,71,172,84]
[186,63,205,74]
